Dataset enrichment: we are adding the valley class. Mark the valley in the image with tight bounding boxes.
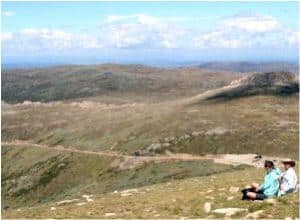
[1,63,299,219]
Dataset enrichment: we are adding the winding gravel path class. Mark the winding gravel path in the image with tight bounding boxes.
[2,140,289,170]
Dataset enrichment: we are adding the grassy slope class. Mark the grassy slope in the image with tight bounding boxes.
[2,95,298,159]
[3,166,299,219]
[2,145,239,209]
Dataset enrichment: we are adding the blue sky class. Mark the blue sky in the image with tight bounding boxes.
[2,2,299,65]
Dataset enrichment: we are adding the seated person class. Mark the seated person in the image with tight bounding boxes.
[278,159,298,196]
[241,160,281,200]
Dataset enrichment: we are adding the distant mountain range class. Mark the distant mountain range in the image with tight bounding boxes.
[197,61,299,73]
[2,61,299,73]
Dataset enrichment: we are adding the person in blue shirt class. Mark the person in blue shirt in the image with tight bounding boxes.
[242,160,281,200]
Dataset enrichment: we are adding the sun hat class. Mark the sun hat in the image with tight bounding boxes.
[282,159,296,167]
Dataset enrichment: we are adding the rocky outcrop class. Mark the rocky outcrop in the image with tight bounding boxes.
[189,72,299,103]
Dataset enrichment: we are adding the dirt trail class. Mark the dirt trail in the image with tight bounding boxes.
[2,140,290,170]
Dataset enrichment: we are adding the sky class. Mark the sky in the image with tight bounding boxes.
[2,2,300,65]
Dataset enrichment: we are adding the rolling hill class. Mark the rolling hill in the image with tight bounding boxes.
[2,64,240,103]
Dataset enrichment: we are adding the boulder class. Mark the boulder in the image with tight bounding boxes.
[265,198,277,205]
[213,208,248,217]
[245,210,264,219]
[105,213,116,217]
[204,202,211,213]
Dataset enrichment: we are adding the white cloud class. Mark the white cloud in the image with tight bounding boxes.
[220,15,280,33]
[22,28,72,41]
[103,23,148,48]
[78,34,103,49]
[106,14,158,25]
[102,14,185,49]
[194,30,253,49]
[4,28,103,52]
[2,13,298,54]
[2,32,13,41]
[3,11,15,17]
[20,28,73,50]
[194,14,293,49]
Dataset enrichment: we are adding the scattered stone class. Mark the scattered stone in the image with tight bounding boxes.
[206,127,229,135]
[284,217,293,220]
[144,208,152,212]
[57,163,66,168]
[213,208,248,217]
[113,190,118,194]
[154,214,160,217]
[227,196,234,201]
[164,136,175,142]
[120,193,132,197]
[50,207,56,211]
[192,131,203,136]
[82,194,93,199]
[105,213,116,217]
[207,189,213,193]
[17,209,21,212]
[218,188,226,191]
[120,189,138,196]
[205,196,215,200]
[121,188,138,193]
[204,202,211,213]
[172,199,177,202]
[229,186,240,193]
[265,198,277,205]
[276,120,296,127]
[245,210,264,219]
[147,143,161,152]
[253,200,263,203]
[56,199,80,206]
[76,202,87,206]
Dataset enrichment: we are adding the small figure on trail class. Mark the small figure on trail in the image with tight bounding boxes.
[241,160,281,200]
[278,159,298,196]
[134,151,141,156]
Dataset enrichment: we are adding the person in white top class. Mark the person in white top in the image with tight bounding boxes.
[278,159,298,196]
